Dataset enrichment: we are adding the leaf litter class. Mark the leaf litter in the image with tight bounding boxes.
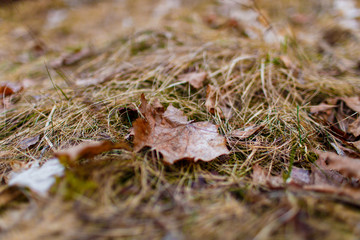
[252,150,360,202]
[2,0,360,239]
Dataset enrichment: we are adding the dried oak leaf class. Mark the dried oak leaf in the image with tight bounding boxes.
[316,151,360,179]
[133,94,229,164]
[178,72,207,89]
[55,140,131,166]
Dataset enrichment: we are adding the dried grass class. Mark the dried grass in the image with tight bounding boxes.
[1,0,360,239]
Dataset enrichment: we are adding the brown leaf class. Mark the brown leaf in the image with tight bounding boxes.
[310,97,360,142]
[205,85,218,114]
[316,151,360,179]
[341,96,360,113]
[251,151,360,202]
[311,164,346,187]
[252,165,284,189]
[19,135,40,150]
[349,118,360,137]
[55,140,131,166]
[133,94,229,164]
[309,103,336,114]
[288,167,311,186]
[178,72,207,89]
[229,124,264,140]
[205,85,232,119]
[0,82,23,98]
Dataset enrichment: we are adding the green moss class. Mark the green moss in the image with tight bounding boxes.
[62,171,98,201]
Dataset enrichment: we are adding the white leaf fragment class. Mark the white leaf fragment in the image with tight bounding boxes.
[8,158,65,196]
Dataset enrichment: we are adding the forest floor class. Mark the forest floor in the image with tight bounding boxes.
[1,0,360,239]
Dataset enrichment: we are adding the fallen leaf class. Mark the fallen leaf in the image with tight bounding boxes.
[311,98,360,143]
[341,96,360,113]
[349,118,360,137]
[8,158,64,197]
[0,82,23,98]
[316,151,360,179]
[19,135,40,150]
[55,140,131,166]
[252,165,284,188]
[309,103,336,114]
[229,124,264,140]
[288,167,311,186]
[133,94,229,164]
[178,72,207,89]
[311,164,346,187]
[251,151,360,202]
[205,85,232,119]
